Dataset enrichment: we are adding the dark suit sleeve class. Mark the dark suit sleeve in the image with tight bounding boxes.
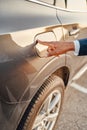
[78,38,87,56]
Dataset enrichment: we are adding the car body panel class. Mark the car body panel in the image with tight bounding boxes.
[0,25,66,130]
[63,24,87,86]
[0,0,59,34]
[56,7,87,88]
[0,0,87,130]
[56,9,87,25]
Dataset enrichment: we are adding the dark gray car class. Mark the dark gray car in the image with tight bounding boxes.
[0,0,87,130]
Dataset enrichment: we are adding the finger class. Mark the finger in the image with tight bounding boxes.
[48,48,62,56]
[36,39,54,48]
[36,39,48,46]
[48,45,58,52]
[47,49,56,56]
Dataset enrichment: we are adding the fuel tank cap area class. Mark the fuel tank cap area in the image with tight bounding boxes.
[35,43,49,58]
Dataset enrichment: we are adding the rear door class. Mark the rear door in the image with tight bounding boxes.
[56,0,87,91]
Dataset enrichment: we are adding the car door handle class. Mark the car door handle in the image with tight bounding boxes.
[69,28,80,36]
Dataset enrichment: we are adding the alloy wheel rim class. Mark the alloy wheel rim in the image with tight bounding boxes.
[32,90,61,130]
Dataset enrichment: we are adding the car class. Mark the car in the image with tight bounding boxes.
[0,0,87,130]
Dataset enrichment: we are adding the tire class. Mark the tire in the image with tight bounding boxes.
[17,75,65,130]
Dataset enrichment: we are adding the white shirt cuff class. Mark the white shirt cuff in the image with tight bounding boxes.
[73,40,80,55]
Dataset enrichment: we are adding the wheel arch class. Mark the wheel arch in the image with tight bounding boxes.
[16,57,70,130]
[53,66,70,87]
[17,72,66,130]
[30,65,70,96]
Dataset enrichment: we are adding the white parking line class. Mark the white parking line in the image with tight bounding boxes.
[71,82,87,94]
[72,64,87,81]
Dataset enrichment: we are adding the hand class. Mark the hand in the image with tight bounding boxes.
[36,40,75,56]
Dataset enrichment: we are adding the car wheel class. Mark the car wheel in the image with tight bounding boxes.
[18,75,65,130]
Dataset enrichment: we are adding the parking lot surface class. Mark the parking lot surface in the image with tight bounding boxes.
[55,82,87,130]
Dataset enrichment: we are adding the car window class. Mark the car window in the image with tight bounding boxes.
[66,0,87,11]
[55,0,87,11]
[55,0,66,8]
[37,0,54,5]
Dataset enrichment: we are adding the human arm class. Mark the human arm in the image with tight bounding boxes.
[77,38,87,56]
[36,40,75,56]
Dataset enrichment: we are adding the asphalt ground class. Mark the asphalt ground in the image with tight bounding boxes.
[55,83,87,130]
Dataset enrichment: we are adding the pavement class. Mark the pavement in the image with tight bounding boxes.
[55,84,87,130]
